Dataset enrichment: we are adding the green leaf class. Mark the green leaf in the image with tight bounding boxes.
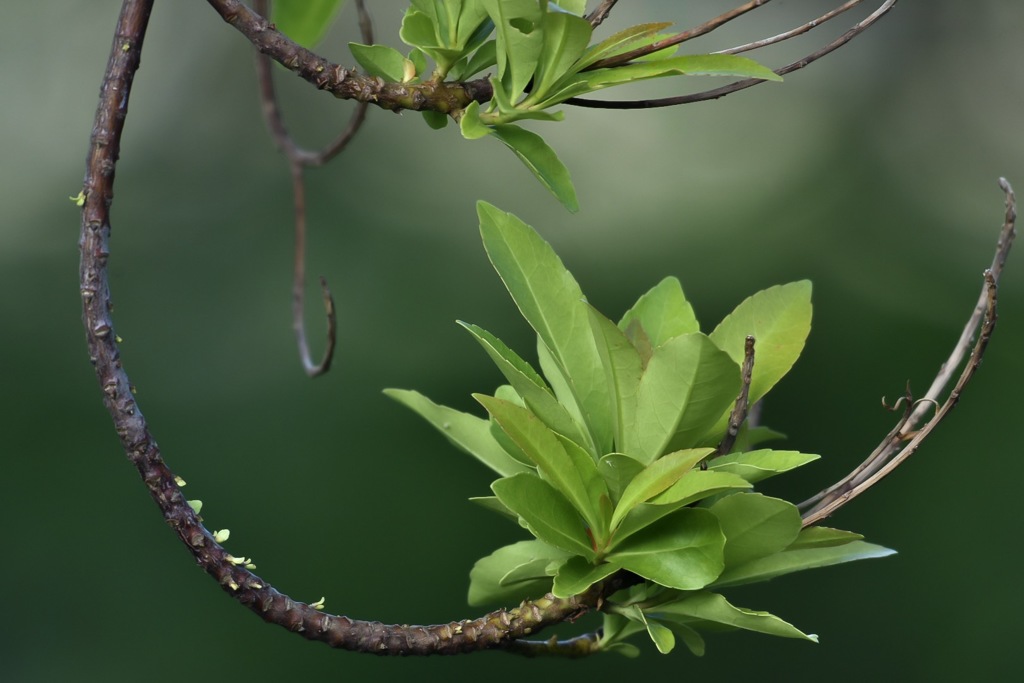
[650,469,752,506]
[708,449,820,484]
[787,526,864,550]
[478,204,610,450]
[625,333,740,463]
[587,307,643,450]
[574,22,673,71]
[468,539,568,606]
[709,493,802,568]
[709,281,813,407]
[610,448,712,530]
[598,453,645,503]
[481,0,544,99]
[606,508,725,590]
[614,604,676,654]
[712,540,896,588]
[618,276,699,348]
[492,473,594,557]
[490,125,578,211]
[384,388,529,477]
[476,395,605,531]
[459,321,594,453]
[458,100,491,140]
[422,110,449,130]
[400,8,462,73]
[349,43,409,82]
[528,12,592,103]
[552,555,619,598]
[654,591,818,643]
[272,0,346,48]
[468,495,518,522]
[456,39,497,79]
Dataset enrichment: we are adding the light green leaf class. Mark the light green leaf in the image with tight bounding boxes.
[619,276,699,348]
[476,395,604,530]
[587,306,643,450]
[615,604,676,654]
[272,0,346,48]
[786,526,864,550]
[709,281,812,407]
[490,125,578,211]
[478,204,609,450]
[481,0,544,98]
[456,39,497,79]
[384,388,529,477]
[606,508,725,590]
[712,540,896,588]
[574,22,673,71]
[625,333,740,463]
[598,452,645,503]
[528,12,592,103]
[610,448,712,530]
[349,43,409,82]
[492,473,594,558]
[459,100,491,140]
[468,539,568,606]
[708,449,819,484]
[552,555,619,598]
[655,591,818,642]
[650,469,752,506]
[709,493,802,567]
[468,495,518,522]
[459,321,594,453]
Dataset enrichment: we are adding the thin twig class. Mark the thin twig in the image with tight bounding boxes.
[716,0,863,56]
[716,336,756,457]
[800,179,1016,526]
[253,0,372,376]
[586,0,621,29]
[569,0,898,109]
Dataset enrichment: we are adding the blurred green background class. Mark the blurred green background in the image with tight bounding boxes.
[3,1,1022,680]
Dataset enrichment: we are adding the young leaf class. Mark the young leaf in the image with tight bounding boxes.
[709,493,802,568]
[708,449,820,484]
[654,591,818,643]
[528,12,592,103]
[610,448,713,530]
[490,125,579,211]
[709,281,813,407]
[598,452,646,503]
[478,204,610,450]
[787,526,864,550]
[587,306,643,451]
[574,22,673,72]
[272,0,346,48]
[606,508,725,590]
[468,539,568,606]
[422,110,449,130]
[384,388,529,477]
[618,276,699,348]
[711,540,896,589]
[480,0,544,99]
[349,43,409,82]
[492,473,594,558]
[459,100,492,140]
[552,555,619,598]
[650,469,752,506]
[459,322,594,452]
[625,333,740,463]
[476,395,604,531]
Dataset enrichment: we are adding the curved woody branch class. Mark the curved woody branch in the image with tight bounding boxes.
[79,0,625,658]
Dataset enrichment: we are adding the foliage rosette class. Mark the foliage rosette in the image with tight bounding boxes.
[386,202,893,655]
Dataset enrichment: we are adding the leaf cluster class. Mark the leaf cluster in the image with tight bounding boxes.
[386,204,893,655]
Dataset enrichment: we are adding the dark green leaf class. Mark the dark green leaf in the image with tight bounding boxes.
[384,388,529,477]
[272,0,345,48]
[492,473,594,557]
[422,110,449,130]
[709,493,802,567]
[490,125,579,211]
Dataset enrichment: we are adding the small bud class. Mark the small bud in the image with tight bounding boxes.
[174,475,187,487]
[310,596,326,610]
[402,58,416,83]
[70,191,86,206]
[187,500,203,514]
[213,529,230,543]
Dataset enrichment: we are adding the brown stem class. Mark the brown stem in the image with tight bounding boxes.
[716,336,756,457]
[800,179,1016,526]
[77,0,620,658]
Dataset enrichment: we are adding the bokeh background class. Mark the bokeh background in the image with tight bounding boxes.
[3,1,1022,680]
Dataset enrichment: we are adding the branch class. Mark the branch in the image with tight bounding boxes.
[80,0,626,657]
[800,179,1016,526]
[716,336,756,457]
[568,0,898,109]
[586,0,621,29]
